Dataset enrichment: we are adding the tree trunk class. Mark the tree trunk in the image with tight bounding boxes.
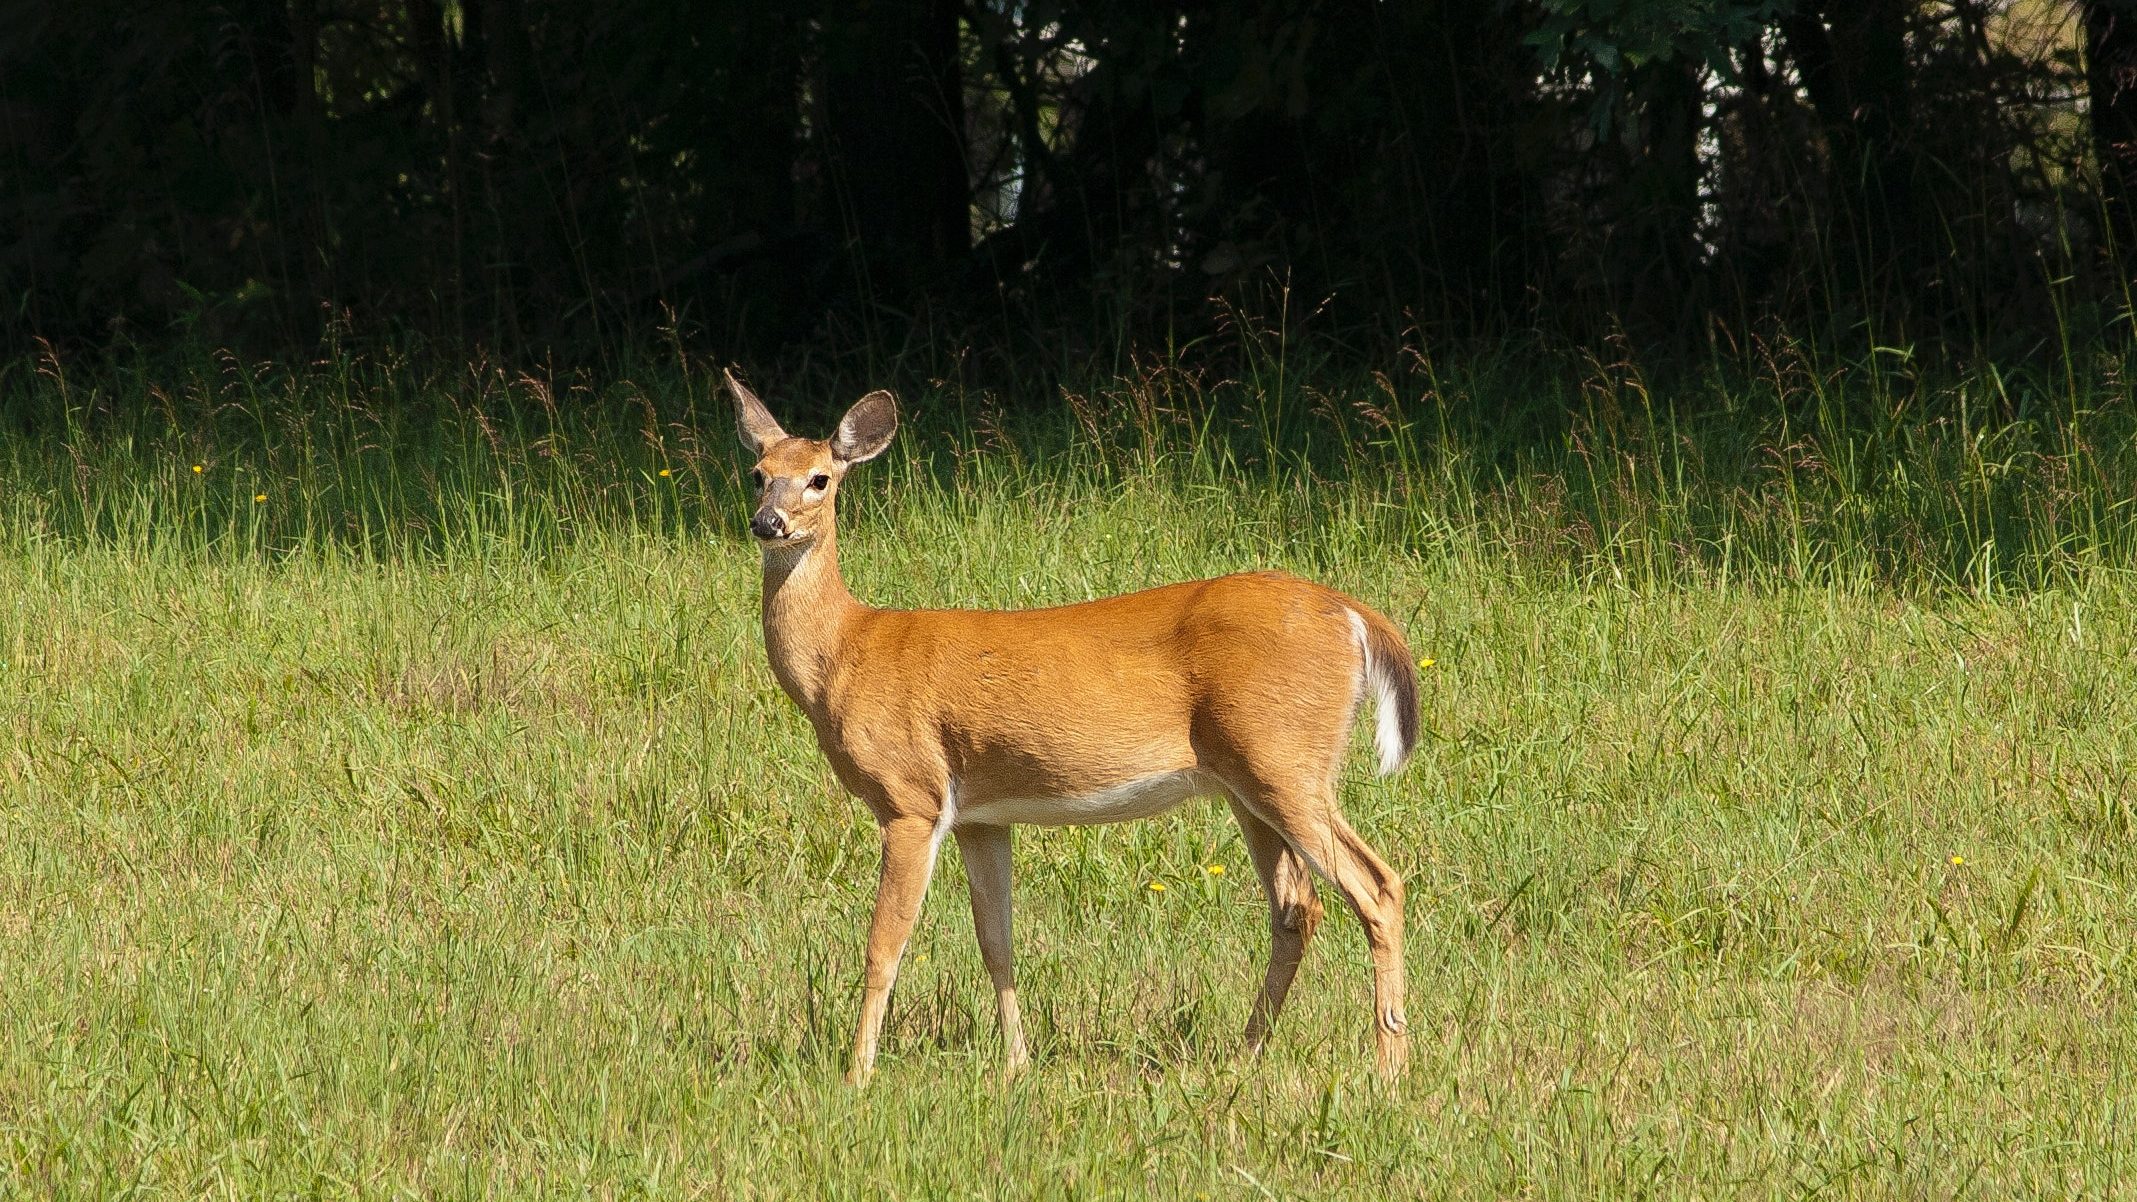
[1782,0,1919,305]
[407,0,466,333]
[818,0,968,299]
[1409,0,1545,323]
[2086,0,2137,281]
[721,5,799,246]
[1618,59,1706,334]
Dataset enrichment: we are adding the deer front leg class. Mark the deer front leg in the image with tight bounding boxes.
[954,823,1029,1076]
[849,814,943,1086]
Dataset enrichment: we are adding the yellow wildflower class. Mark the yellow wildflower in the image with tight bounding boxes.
[1417,657,1436,669]
[1146,881,1166,893]
[658,468,672,477]
[191,464,204,474]
[253,493,267,503]
[1205,864,1224,876]
[1949,855,1965,866]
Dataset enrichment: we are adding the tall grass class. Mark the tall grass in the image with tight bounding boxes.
[1,334,2134,1197]
[8,332,2133,591]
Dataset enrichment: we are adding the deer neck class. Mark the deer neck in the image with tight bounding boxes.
[759,525,863,711]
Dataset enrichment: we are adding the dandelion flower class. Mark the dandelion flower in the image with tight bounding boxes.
[658,468,672,477]
[1205,864,1224,876]
[1146,881,1166,893]
[1417,657,1436,670]
[1949,855,1965,866]
[253,493,267,504]
[191,464,204,474]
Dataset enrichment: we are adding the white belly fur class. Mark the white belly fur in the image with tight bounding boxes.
[956,770,1221,828]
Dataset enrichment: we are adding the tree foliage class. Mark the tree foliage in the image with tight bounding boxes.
[0,0,2120,359]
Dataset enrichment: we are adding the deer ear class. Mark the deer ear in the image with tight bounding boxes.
[832,390,897,464]
[726,368,787,454]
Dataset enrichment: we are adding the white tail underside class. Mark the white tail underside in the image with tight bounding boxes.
[1349,609,1405,776]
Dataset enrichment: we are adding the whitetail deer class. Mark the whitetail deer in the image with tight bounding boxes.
[728,370,1419,1084]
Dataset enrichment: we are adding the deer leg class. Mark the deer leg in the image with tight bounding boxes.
[849,813,943,1086]
[1228,798,1323,1053]
[1313,815,1409,1078]
[1260,799,1409,1078]
[953,823,1029,1075]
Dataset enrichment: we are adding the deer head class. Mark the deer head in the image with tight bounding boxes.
[726,368,896,548]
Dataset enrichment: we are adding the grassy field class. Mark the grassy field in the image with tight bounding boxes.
[2,343,2136,1197]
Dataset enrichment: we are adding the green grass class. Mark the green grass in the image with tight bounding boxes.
[2,341,2135,1197]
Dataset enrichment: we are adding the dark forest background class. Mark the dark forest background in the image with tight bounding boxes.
[7,0,2137,369]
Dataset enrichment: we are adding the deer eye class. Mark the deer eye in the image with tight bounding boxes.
[809,474,831,491]
[749,469,766,488]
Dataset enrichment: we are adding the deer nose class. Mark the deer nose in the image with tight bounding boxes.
[750,510,786,540]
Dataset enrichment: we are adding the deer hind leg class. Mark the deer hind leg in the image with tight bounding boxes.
[1228,798,1323,1053]
[953,823,1029,1075]
[849,811,946,1087]
[1251,792,1409,1078]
